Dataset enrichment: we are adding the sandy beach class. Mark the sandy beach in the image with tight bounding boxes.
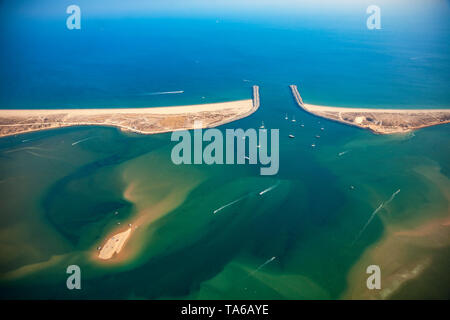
[302,104,450,114]
[0,87,259,137]
[290,85,450,134]
[0,100,253,116]
[98,228,132,260]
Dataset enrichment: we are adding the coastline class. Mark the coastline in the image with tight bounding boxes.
[0,86,260,138]
[290,85,450,134]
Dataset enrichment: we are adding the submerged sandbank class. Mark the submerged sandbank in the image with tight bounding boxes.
[93,151,207,263]
[343,164,450,299]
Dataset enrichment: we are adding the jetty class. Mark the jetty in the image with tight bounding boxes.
[253,85,260,109]
[290,85,450,134]
[291,85,304,106]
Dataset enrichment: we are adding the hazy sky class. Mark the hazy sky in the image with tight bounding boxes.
[3,0,448,18]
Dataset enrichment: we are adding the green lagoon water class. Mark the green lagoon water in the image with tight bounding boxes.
[0,1,449,299]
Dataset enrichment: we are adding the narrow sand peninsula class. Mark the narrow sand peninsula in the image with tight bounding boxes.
[98,228,132,260]
[0,86,260,137]
[290,85,450,134]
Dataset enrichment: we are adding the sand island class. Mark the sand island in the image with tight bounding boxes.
[290,85,450,134]
[98,228,132,260]
[0,86,260,138]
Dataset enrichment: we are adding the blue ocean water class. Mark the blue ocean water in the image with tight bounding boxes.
[1,2,449,109]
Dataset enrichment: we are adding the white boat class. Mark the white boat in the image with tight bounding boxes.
[289,134,295,138]
[260,121,265,129]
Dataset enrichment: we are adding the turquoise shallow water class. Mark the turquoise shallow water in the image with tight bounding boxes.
[0,1,449,299]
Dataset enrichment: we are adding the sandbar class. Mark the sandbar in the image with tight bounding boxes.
[290,85,450,134]
[98,228,132,260]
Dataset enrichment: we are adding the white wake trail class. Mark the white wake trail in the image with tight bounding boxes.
[72,136,96,146]
[26,150,60,161]
[259,181,280,196]
[5,146,47,154]
[142,90,184,96]
[352,189,401,246]
[213,196,246,214]
[384,189,401,206]
[246,256,277,278]
[352,202,384,246]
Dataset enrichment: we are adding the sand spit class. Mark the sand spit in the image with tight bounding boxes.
[0,86,260,137]
[290,85,450,134]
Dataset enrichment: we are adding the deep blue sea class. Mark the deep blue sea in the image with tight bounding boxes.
[1,1,449,109]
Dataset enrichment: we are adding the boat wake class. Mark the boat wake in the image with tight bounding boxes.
[351,202,384,246]
[141,90,184,96]
[26,150,60,161]
[4,146,47,154]
[213,196,247,214]
[384,189,401,206]
[214,181,282,214]
[72,136,97,146]
[352,189,401,246]
[259,181,280,196]
[246,256,277,278]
